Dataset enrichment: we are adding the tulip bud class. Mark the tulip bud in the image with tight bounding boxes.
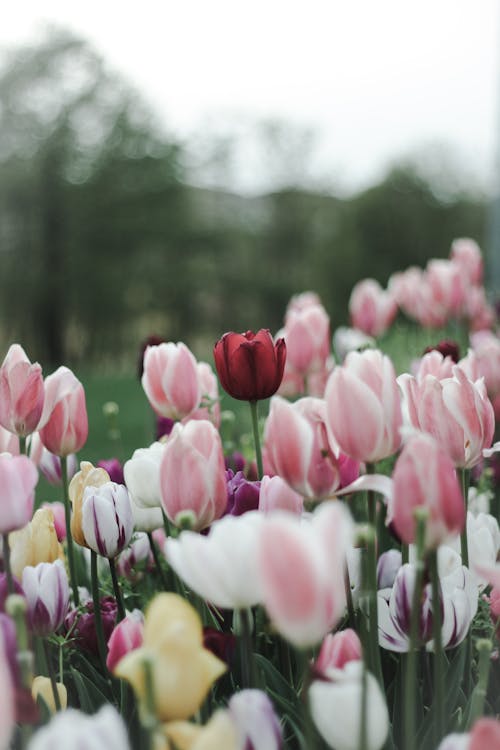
[116,533,152,579]
[38,367,88,457]
[450,237,483,285]
[32,675,67,713]
[213,329,286,402]
[123,442,165,510]
[349,279,397,338]
[314,630,362,676]
[9,508,62,580]
[258,475,303,515]
[40,503,66,542]
[106,610,144,672]
[376,549,402,590]
[228,690,283,749]
[22,560,69,636]
[65,596,117,656]
[283,302,330,376]
[0,453,38,534]
[26,705,130,750]
[0,344,45,437]
[142,342,201,420]
[97,458,124,484]
[69,461,111,547]
[226,470,260,515]
[29,432,78,486]
[81,482,134,559]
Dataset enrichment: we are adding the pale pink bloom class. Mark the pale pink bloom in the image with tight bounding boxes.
[0,344,44,437]
[426,259,467,319]
[258,502,353,647]
[159,420,227,531]
[450,237,483,286]
[228,690,282,750]
[468,331,500,400]
[286,291,322,315]
[457,349,481,383]
[325,349,402,463]
[0,453,38,534]
[349,279,397,337]
[307,356,335,398]
[182,361,220,428]
[29,432,77,485]
[106,610,144,672]
[413,350,455,381]
[389,433,464,549]
[276,358,305,398]
[0,426,18,455]
[469,719,500,750]
[38,367,88,457]
[464,286,496,331]
[0,631,14,750]
[398,366,495,469]
[141,342,201,420]
[314,629,362,675]
[264,396,359,500]
[283,303,330,376]
[258,475,303,515]
[388,267,424,321]
[41,502,66,542]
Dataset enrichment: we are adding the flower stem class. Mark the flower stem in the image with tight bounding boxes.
[467,639,492,728]
[109,557,126,621]
[147,532,169,590]
[429,548,444,746]
[249,400,263,479]
[2,534,13,594]
[360,525,383,687]
[238,608,256,688]
[19,436,27,455]
[142,657,158,750]
[61,456,80,607]
[90,550,108,672]
[460,468,469,567]
[359,658,368,750]
[344,561,356,629]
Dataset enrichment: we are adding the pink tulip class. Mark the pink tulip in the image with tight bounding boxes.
[388,267,424,322]
[0,454,38,534]
[41,502,66,542]
[258,502,353,647]
[106,610,144,672]
[0,426,18,455]
[468,331,500,401]
[450,237,483,286]
[426,259,466,320]
[398,366,495,469]
[325,349,402,463]
[159,420,227,530]
[29,432,78,485]
[413,350,455,381]
[314,629,362,676]
[141,342,201,420]
[286,291,322,315]
[0,631,14,750]
[469,718,500,750]
[349,279,397,337]
[38,367,88,457]
[283,303,330,376]
[389,433,464,548]
[182,362,220,428]
[264,396,360,500]
[258,475,303,515]
[464,286,496,331]
[0,344,44,437]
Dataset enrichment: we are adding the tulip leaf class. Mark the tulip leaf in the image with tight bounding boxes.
[416,646,466,747]
[70,667,109,713]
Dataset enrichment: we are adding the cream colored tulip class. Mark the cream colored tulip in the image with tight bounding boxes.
[32,676,67,713]
[69,461,110,547]
[9,508,63,579]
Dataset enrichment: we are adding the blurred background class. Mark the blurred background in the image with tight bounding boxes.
[1,0,499,371]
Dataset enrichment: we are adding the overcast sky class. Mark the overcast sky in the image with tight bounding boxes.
[2,1,499,194]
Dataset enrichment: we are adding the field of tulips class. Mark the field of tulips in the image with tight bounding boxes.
[1,237,500,750]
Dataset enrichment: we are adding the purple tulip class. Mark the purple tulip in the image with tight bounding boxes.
[226,470,260,516]
[65,596,117,656]
[97,459,124,485]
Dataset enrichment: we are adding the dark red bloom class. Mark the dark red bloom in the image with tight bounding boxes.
[423,339,460,363]
[214,329,286,402]
[203,626,236,667]
[64,596,117,656]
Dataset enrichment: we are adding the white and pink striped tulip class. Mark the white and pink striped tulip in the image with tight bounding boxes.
[349,279,397,338]
[258,475,303,515]
[106,610,144,672]
[141,342,201,420]
[450,237,483,286]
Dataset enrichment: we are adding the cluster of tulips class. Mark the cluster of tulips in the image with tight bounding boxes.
[0,238,500,750]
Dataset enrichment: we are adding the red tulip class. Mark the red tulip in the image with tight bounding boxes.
[213,329,286,402]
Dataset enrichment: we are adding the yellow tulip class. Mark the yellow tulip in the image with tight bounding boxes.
[69,461,110,547]
[32,675,67,713]
[9,508,63,579]
[163,712,237,750]
[114,594,226,722]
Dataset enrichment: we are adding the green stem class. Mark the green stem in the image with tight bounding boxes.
[404,510,427,750]
[109,557,126,621]
[249,400,263,479]
[2,534,13,594]
[61,456,80,607]
[466,639,492,728]
[90,550,108,672]
[142,657,158,750]
[19,435,27,455]
[361,525,383,688]
[344,561,356,629]
[460,468,470,567]
[429,548,444,746]
[366,462,376,526]
[239,608,255,688]
[42,639,62,711]
[359,658,368,750]
[147,532,169,590]
[402,543,409,565]
[295,648,314,750]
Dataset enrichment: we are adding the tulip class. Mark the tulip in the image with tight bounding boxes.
[286,290,322,314]
[450,237,483,285]
[283,302,330,376]
[349,278,397,337]
[69,461,111,547]
[130,497,163,533]
[389,433,464,549]
[0,631,14,750]
[388,266,425,322]
[436,732,469,750]
[213,329,286,402]
[325,348,402,463]
[309,661,389,750]
[468,330,500,402]
[332,326,375,363]
[9,508,63,580]
[81,482,134,559]
[0,426,19,455]
[22,560,70,636]
[258,475,303,515]
[38,367,88,456]
[142,342,201,420]
[426,258,466,320]
[314,630,362,676]
[0,344,44,438]
[0,454,38,534]
[97,458,124,484]
[163,710,238,750]
[116,533,152,579]
[26,705,130,750]
[412,349,455,381]
[184,361,221,428]
[228,690,283,749]
[114,593,226,721]
[225,470,260,515]
[376,549,402,590]
[159,420,227,531]
[28,432,78,485]
[40,503,66,542]
[165,512,264,610]
[446,511,500,588]
[258,502,353,647]
[265,396,360,500]
[65,595,117,656]
[106,610,144,672]
[123,442,165,510]
[465,286,496,331]
[398,366,495,469]
[438,719,500,750]
[32,676,67,713]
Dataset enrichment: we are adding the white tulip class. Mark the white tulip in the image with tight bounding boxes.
[123,441,165,509]
[28,706,130,750]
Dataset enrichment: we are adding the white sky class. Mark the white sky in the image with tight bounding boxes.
[1,0,499,194]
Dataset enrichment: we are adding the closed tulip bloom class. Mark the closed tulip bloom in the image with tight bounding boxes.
[314,630,362,676]
[159,420,227,531]
[29,432,78,486]
[0,344,44,437]
[116,533,152,579]
[264,396,360,500]
[259,475,303,515]
[258,502,353,647]
[283,302,330,376]
[325,349,402,463]
[142,342,201,420]
[81,482,134,558]
[213,329,286,402]
[124,442,165,510]
[22,560,70,636]
[0,632,14,750]
[426,259,467,319]
[398,366,495,469]
[413,350,456,381]
[349,279,397,338]
[32,676,67,713]
[468,330,500,401]
[309,661,389,750]
[40,503,66,542]
[64,596,117,656]
[165,512,264,609]
[27,705,130,750]
[38,367,88,456]
[450,237,483,285]
[390,433,464,548]
[228,690,283,750]
[131,497,163,533]
[184,362,221,428]
[225,470,260,515]
[0,454,38,534]
[9,508,63,580]
[106,610,144,672]
[69,461,111,547]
